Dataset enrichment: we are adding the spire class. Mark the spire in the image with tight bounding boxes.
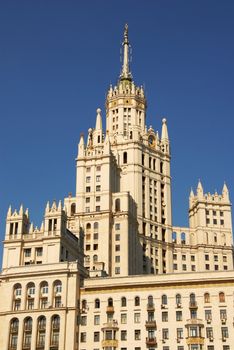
[161,118,169,141]
[19,204,23,215]
[7,205,12,217]
[197,180,204,199]
[78,133,85,157]
[120,24,132,81]
[222,182,229,201]
[190,188,194,198]
[95,108,102,130]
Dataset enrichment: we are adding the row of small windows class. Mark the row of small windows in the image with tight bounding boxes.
[9,315,60,350]
[81,292,226,310]
[12,281,62,311]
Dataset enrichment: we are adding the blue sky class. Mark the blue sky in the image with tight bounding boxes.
[0,0,233,262]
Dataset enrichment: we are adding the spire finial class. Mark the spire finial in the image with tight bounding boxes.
[120,24,132,81]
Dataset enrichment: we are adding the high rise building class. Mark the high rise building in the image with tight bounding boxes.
[0,25,233,350]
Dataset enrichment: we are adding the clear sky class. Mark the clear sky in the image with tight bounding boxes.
[0,0,233,263]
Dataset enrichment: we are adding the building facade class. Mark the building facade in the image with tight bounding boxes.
[0,25,233,350]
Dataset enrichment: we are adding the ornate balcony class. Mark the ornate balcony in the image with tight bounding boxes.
[189,301,197,308]
[101,320,119,330]
[145,320,157,329]
[186,336,204,345]
[102,339,118,348]
[106,306,114,313]
[146,337,157,346]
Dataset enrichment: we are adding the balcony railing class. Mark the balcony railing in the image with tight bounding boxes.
[101,339,118,348]
[189,301,197,308]
[106,306,114,313]
[147,303,155,311]
[146,337,157,346]
[145,320,157,329]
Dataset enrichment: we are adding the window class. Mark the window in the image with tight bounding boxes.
[115,234,120,241]
[182,254,186,261]
[223,256,227,262]
[162,294,167,305]
[121,313,127,324]
[162,328,169,339]
[121,330,127,340]
[115,245,120,252]
[94,315,100,325]
[94,332,100,342]
[205,309,212,321]
[115,256,120,263]
[162,312,168,322]
[96,206,100,212]
[85,197,90,203]
[36,247,43,256]
[189,326,198,337]
[115,198,121,211]
[221,327,229,338]
[135,330,141,340]
[115,223,120,230]
[177,328,183,339]
[206,327,213,338]
[115,267,120,274]
[95,299,100,308]
[123,152,127,164]
[80,332,86,342]
[220,309,227,320]
[96,196,100,202]
[219,292,225,303]
[190,310,197,319]
[191,255,195,261]
[81,316,87,326]
[96,175,101,182]
[135,296,140,306]
[204,293,210,303]
[96,165,101,171]
[24,248,31,257]
[176,311,182,321]
[134,312,140,323]
[205,254,209,261]
[86,176,91,183]
[182,264,187,271]
[108,298,113,307]
[96,185,101,191]
[176,294,181,305]
[86,186,91,192]
[94,222,99,231]
[121,297,127,307]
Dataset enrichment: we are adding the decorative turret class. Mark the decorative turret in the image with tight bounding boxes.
[196,180,204,199]
[44,200,67,237]
[93,108,103,146]
[222,182,229,201]
[78,133,85,158]
[161,118,170,154]
[5,205,30,238]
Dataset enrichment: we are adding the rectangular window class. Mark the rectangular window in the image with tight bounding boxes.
[176,311,182,321]
[115,256,120,263]
[96,196,100,202]
[36,247,43,256]
[80,332,86,342]
[86,176,91,183]
[96,175,101,182]
[191,255,195,261]
[182,254,186,261]
[121,313,127,324]
[115,234,120,241]
[115,267,120,274]
[94,315,100,325]
[96,165,101,171]
[121,330,127,341]
[96,206,100,212]
[177,328,183,339]
[86,197,90,203]
[81,316,87,326]
[115,223,120,230]
[86,186,91,192]
[162,328,169,339]
[221,327,229,338]
[94,332,100,342]
[86,167,91,172]
[206,327,213,338]
[134,313,141,323]
[24,249,31,257]
[135,330,141,340]
[205,254,209,261]
[85,207,90,213]
[96,185,101,191]
[205,309,212,321]
[115,245,120,251]
[173,254,177,260]
[182,264,187,271]
[162,312,168,322]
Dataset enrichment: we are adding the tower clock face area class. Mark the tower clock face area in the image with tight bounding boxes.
[148,135,155,147]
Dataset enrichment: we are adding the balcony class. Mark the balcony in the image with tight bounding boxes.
[146,337,157,346]
[101,320,119,330]
[186,337,204,345]
[106,306,114,313]
[102,339,118,348]
[147,303,155,311]
[145,320,157,329]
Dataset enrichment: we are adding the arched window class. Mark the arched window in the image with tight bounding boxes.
[50,315,60,349]
[190,293,196,306]
[121,297,127,307]
[37,316,46,348]
[71,203,76,216]
[172,232,177,243]
[23,317,33,349]
[176,294,181,305]
[93,254,98,262]
[95,298,100,308]
[204,293,210,303]
[26,282,35,310]
[135,296,140,306]
[9,318,19,349]
[123,152,127,164]
[86,223,91,232]
[94,222,99,231]
[115,198,121,212]
[13,283,22,311]
[219,292,225,303]
[181,232,186,244]
[148,295,154,307]
[53,280,62,308]
[108,298,113,307]
[153,159,156,170]
[40,281,49,309]
[161,294,167,306]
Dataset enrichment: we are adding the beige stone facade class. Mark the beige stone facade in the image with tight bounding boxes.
[0,24,233,350]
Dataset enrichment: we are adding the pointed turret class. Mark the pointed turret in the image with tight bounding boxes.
[78,133,85,157]
[95,108,102,130]
[197,180,204,199]
[119,24,132,81]
[45,201,50,213]
[7,205,12,217]
[222,182,230,201]
[58,200,62,211]
[19,204,23,216]
[161,118,169,141]
[189,188,195,207]
[25,208,29,218]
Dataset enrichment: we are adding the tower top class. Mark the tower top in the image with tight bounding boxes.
[119,24,132,82]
